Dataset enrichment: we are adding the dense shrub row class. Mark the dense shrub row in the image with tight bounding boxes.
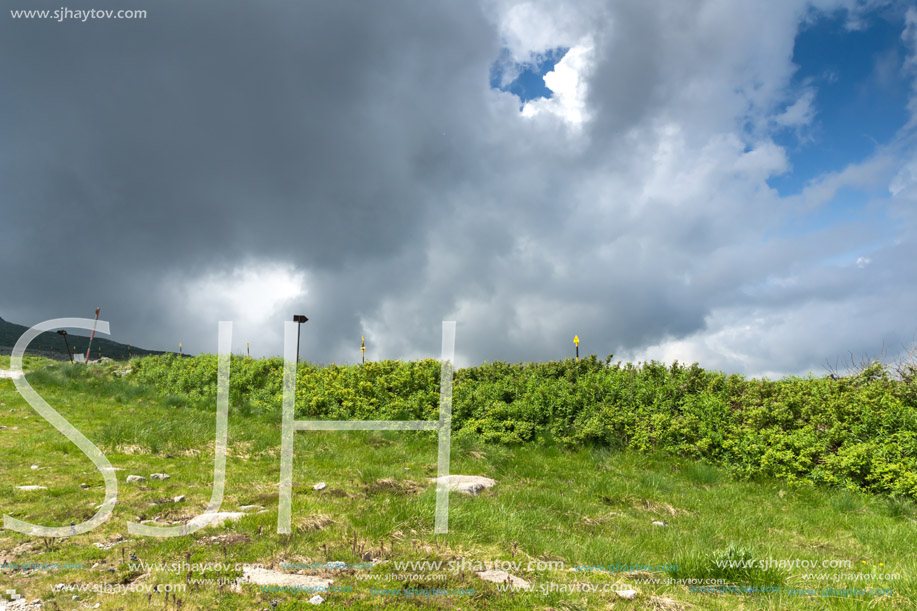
[129,354,917,498]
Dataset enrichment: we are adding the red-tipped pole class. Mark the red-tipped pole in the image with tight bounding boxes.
[85,307,101,362]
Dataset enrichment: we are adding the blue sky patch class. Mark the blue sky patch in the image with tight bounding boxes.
[490,47,569,104]
[767,7,912,196]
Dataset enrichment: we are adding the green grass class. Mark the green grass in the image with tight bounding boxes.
[0,354,57,372]
[0,363,915,609]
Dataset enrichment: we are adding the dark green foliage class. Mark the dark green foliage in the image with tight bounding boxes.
[127,353,917,499]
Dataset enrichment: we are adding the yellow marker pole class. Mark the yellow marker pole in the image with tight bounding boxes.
[574,335,580,362]
[179,343,182,357]
[361,336,366,364]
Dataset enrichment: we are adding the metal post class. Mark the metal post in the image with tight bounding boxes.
[57,330,73,363]
[293,315,309,365]
[85,307,101,362]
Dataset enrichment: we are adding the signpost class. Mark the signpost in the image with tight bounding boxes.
[293,315,309,364]
[57,329,73,363]
[84,307,101,362]
[361,336,366,364]
[574,335,579,362]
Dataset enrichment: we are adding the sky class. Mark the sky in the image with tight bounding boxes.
[3,0,917,378]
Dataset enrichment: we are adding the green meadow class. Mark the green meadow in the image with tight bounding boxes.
[0,356,915,609]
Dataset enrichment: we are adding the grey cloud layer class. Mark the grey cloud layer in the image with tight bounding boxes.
[3,0,916,377]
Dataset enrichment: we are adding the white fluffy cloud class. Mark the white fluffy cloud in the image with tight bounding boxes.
[521,41,594,124]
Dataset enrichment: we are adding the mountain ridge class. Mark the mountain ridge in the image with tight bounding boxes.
[0,315,167,360]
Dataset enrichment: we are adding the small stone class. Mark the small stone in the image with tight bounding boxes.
[239,567,333,589]
[17,485,47,491]
[430,475,496,496]
[80,483,89,489]
[313,482,326,491]
[30,464,39,470]
[309,595,324,604]
[476,569,530,589]
[173,495,186,503]
[186,512,246,528]
[150,473,170,480]
[651,520,667,527]
[617,589,638,599]
[126,475,146,483]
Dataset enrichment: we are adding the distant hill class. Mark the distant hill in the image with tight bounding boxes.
[0,315,169,361]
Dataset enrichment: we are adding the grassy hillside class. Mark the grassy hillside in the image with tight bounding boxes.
[0,316,167,361]
[0,359,914,609]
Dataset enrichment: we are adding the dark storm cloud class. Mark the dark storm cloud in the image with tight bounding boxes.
[1,0,499,348]
[3,0,917,378]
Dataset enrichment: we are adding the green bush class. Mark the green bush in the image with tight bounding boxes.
[126,354,917,499]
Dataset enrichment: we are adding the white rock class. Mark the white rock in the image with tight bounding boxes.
[126,475,146,483]
[80,483,89,489]
[17,485,47,491]
[651,520,667,527]
[475,569,529,589]
[173,495,186,503]
[313,482,326,490]
[309,595,324,604]
[239,567,333,589]
[238,504,263,511]
[186,512,246,528]
[617,589,638,599]
[150,473,170,480]
[30,464,38,470]
[430,475,496,496]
